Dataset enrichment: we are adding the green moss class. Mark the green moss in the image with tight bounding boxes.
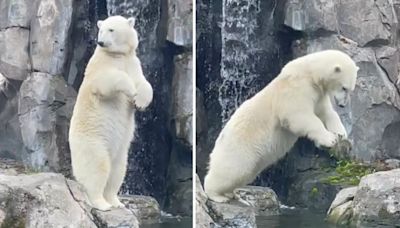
[25,167,41,174]
[310,187,319,197]
[0,216,25,228]
[322,160,375,186]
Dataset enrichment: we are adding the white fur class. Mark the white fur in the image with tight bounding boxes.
[69,15,153,211]
[204,50,358,203]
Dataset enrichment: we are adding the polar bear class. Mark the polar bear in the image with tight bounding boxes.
[69,15,153,211]
[204,50,359,203]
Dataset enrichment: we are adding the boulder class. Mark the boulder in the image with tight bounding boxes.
[327,169,400,227]
[167,0,192,47]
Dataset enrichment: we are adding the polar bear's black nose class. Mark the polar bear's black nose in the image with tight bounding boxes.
[97,41,105,47]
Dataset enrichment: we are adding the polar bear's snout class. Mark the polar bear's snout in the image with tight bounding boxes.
[333,89,350,108]
[97,41,106,47]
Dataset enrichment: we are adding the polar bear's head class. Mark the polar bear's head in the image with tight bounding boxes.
[96,16,139,54]
[323,51,359,108]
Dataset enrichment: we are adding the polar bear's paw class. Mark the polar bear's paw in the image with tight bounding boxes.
[315,132,339,150]
[105,195,125,208]
[208,194,231,203]
[134,84,153,110]
[91,198,113,211]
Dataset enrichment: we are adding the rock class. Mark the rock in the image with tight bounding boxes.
[351,169,400,227]
[326,187,357,226]
[0,158,26,175]
[383,159,400,170]
[172,53,193,146]
[30,0,74,75]
[18,73,76,174]
[0,27,30,81]
[207,201,256,228]
[120,195,161,224]
[196,175,281,227]
[285,0,396,46]
[0,94,24,161]
[338,0,395,46]
[326,200,353,226]
[284,0,338,32]
[92,209,139,228]
[234,186,280,216]
[327,169,400,227]
[0,172,97,228]
[195,175,214,228]
[167,0,192,47]
[0,0,32,29]
[286,169,343,212]
[0,159,164,228]
[327,186,357,215]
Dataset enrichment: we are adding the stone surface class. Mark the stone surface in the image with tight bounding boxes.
[196,175,282,228]
[30,0,74,75]
[0,28,30,81]
[172,53,193,146]
[285,0,397,46]
[0,172,97,228]
[0,0,32,29]
[120,195,161,224]
[0,160,164,228]
[195,175,214,228]
[327,186,357,215]
[207,201,256,228]
[167,0,193,47]
[327,169,400,227]
[18,73,76,174]
[92,209,139,228]
[234,186,280,216]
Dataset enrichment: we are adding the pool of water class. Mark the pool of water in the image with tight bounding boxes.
[141,217,192,228]
[257,209,336,228]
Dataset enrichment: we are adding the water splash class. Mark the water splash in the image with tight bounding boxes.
[219,0,265,124]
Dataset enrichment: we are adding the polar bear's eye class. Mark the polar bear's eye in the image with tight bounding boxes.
[109,29,114,32]
[342,87,347,91]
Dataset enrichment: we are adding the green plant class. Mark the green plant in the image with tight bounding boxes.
[322,160,375,186]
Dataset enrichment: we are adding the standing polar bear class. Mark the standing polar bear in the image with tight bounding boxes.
[204,50,359,203]
[69,16,153,210]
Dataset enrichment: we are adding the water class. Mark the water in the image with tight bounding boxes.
[141,217,192,228]
[257,209,337,228]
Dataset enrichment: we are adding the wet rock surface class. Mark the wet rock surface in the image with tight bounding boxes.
[327,169,400,227]
[196,175,280,228]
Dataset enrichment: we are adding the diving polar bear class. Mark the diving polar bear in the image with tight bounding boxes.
[204,50,359,203]
[69,16,153,210]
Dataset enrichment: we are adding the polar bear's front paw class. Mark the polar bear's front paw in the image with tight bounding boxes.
[315,132,338,149]
[134,87,153,110]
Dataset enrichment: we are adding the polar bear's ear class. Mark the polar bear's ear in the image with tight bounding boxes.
[356,66,360,72]
[97,20,103,29]
[334,65,341,73]
[128,17,136,27]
